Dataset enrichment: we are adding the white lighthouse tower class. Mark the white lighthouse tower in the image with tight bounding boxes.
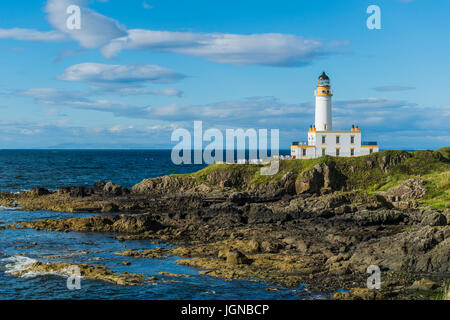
[290,72,380,159]
[314,72,333,131]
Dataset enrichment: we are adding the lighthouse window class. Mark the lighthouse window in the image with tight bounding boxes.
[302,148,306,156]
[370,148,373,154]
[351,148,355,156]
[336,136,340,144]
[322,149,326,156]
[336,148,340,156]
[322,90,325,93]
[327,90,330,94]
[322,136,326,144]
[351,136,355,144]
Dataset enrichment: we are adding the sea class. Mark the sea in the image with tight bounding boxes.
[0,149,325,300]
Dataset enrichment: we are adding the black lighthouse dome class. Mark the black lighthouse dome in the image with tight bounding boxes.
[318,72,330,86]
[318,72,329,80]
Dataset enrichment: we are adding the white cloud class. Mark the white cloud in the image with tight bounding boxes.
[45,0,127,48]
[0,0,347,67]
[109,125,134,133]
[0,28,67,42]
[96,87,183,97]
[60,63,185,84]
[18,88,149,118]
[373,86,416,92]
[101,30,329,66]
[142,1,153,9]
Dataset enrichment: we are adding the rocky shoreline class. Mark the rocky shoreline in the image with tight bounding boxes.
[1,149,449,300]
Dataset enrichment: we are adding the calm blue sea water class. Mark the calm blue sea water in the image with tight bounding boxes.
[0,150,207,193]
[0,149,290,193]
[0,149,317,300]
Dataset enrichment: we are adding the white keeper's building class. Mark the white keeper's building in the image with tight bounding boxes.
[291,72,379,159]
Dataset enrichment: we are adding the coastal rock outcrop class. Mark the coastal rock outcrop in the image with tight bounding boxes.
[9,261,152,285]
[295,162,346,194]
[383,178,427,202]
[132,175,196,194]
[349,226,450,273]
[18,213,165,234]
[28,187,51,196]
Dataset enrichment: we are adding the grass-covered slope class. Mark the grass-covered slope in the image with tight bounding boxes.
[184,147,450,208]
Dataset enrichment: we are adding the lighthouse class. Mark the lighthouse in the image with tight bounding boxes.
[291,72,380,159]
[314,72,333,131]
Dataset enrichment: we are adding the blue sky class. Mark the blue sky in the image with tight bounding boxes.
[0,0,448,149]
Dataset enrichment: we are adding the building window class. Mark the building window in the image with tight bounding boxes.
[336,136,340,144]
[322,135,326,144]
[350,148,354,156]
[370,148,373,154]
[351,135,355,144]
[302,148,306,156]
[336,148,340,156]
[322,148,326,156]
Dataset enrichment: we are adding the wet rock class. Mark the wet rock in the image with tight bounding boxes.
[101,202,119,213]
[19,213,165,234]
[103,182,129,196]
[261,240,280,253]
[225,250,252,265]
[28,187,51,197]
[91,180,106,193]
[333,288,380,300]
[158,272,190,278]
[10,261,148,285]
[58,186,90,198]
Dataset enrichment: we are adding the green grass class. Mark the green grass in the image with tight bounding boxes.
[171,148,450,208]
[420,170,450,209]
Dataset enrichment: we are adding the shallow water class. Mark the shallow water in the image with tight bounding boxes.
[0,209,325,300]
[0,150,322,300]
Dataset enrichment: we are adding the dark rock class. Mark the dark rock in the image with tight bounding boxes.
[57,186,90,198]
[383,178,427,202]
[246,203,274,224]
[409,278,438,291]
[295,162,346,194]
[91,180,106,194]
[29,187,51,196]
[420,211,447,227]
[228,192,252,205]
[103,182,129,196]
[101,203,119,213]
[226,250,252,265]
[295,164,324,194]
